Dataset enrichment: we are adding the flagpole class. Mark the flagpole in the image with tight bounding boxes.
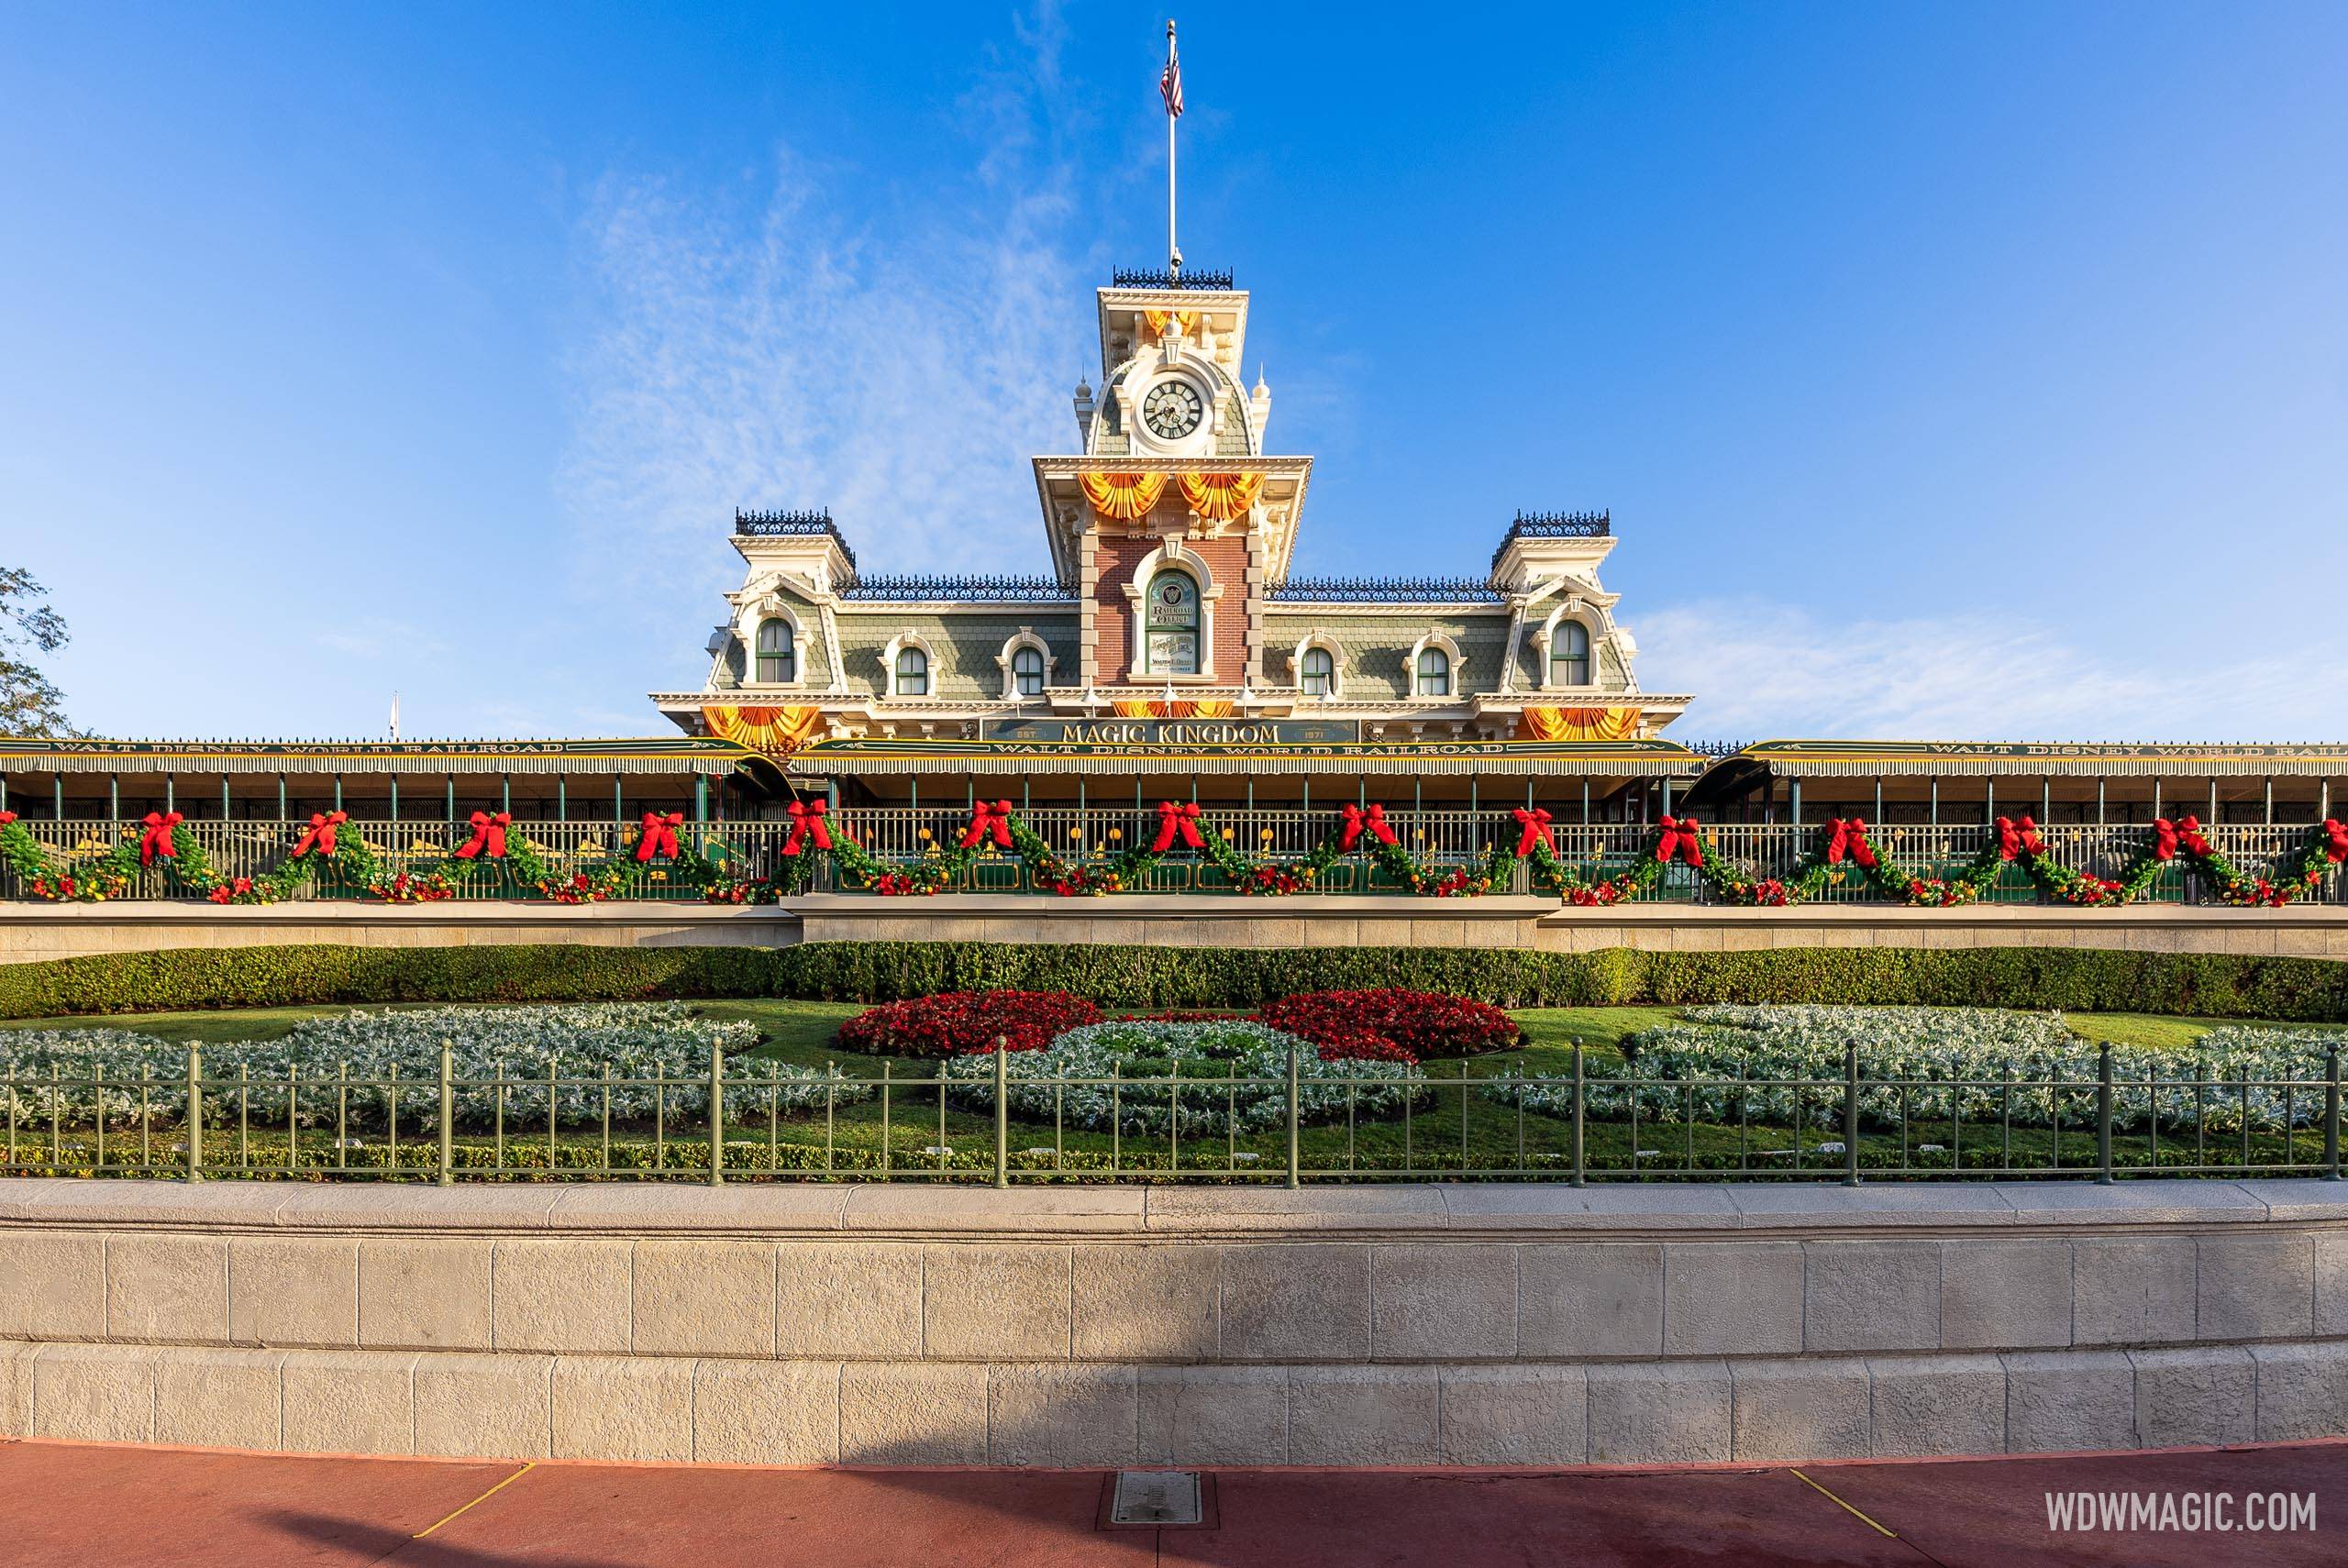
[1166,19,1179,275]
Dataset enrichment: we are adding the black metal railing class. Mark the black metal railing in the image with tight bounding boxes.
[6,1040,2339,1186]
[1491,510,1611,571]
[1111,267,1235,290]
[1267,576,1504,603]
[733,509,856,569]
[840,574,1078,602]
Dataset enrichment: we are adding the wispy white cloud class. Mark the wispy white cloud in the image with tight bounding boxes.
[1638,598,2347,743]
[557,6,1094,610]
[314,615,449,662]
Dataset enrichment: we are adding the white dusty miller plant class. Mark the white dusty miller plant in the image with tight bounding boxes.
[937,1019,1424,1138]
[0,1003,869,1129]
[1484,1005,2342,1134]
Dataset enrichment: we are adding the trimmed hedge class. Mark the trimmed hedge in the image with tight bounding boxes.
[1,941,2345,1021]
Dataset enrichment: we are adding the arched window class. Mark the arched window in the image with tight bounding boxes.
[893,646,929,697]
[755,619,795,683]
[1551,621,1590,686]
[1145,569,1200,675]
[1012,645,1046,696]
[1414,647,1452,697]
[1300,646,1335,697]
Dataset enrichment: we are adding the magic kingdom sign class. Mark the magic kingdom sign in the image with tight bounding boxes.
[979,717,1359,746]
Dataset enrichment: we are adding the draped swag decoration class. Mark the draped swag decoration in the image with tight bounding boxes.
[702,703,825,758]
[766,800,2348,909]
[1078,472,1168,520]
[1518,705,1641,743]
[1176,471,1265,523]
[1143,308,1199,340]
[1111,699,1235,720]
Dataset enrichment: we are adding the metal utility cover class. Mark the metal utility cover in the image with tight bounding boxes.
[1107,1470,1204,1527]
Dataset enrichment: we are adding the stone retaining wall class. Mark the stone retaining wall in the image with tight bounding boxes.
[2,1179,2343,1466]
[8,896,2348,964]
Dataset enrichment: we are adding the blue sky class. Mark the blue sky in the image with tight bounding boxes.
[4,1,2343,742]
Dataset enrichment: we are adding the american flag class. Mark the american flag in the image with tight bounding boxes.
[1160,46,1183,118]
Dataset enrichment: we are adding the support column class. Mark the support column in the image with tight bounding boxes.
[165,774,176,813]
[221,774,230,821]
[277,775,286,820]
[695,775,709,823]
[109,775,119,822]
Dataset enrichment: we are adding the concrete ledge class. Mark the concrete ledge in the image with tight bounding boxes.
[8,895,2348,962]
[0,902,801,963]
[9,1340,2342,1465]
[0,1177,2331,1240]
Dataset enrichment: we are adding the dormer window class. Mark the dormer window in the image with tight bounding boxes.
[755,619,796,683]
[1550,621,1591,686]
[1415,647,1452,697]
[894,646,929,697]
[1301,646,1335,697]
[1145,569,1200,675]
[1013,646,1045,696]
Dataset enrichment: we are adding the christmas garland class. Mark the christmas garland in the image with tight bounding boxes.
[6,802,2342,911]
[759,800,2348,911]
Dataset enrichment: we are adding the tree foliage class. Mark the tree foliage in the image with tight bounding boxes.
[0,568,76,738]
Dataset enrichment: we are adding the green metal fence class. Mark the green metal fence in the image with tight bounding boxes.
[3,813,2341,903]
[5,1040,2340,1185]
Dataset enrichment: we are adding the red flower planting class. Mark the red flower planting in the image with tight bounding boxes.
[836,990,1104,1057]
[1255,988,1520,1065]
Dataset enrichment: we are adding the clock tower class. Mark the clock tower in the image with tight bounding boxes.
[1032,270,1312,698]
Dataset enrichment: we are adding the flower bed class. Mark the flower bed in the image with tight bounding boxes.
[833,990,1102,1057]
[0,1003,865,1129]
[936,1019,1424,1136]
[1484,1004,2343,1134]
[1255,988,1520,1064]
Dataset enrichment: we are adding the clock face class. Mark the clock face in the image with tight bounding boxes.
[1141,379,1204,440]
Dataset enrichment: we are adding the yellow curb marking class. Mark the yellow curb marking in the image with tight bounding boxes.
[414,1461,537,1539]
[1790,1468,1899,1539]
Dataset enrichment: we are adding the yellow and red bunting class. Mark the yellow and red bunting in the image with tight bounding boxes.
[1176,471,1264,522]
[702,703,825,758]
[1077,472,1168,520]
[1516,705,1641,743]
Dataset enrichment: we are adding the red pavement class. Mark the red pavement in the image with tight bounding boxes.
[2,1436,2341,1565]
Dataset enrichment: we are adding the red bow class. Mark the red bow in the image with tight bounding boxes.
[1995,815,2045,861]
[958,800,1014,851]
[781,799,833,856]
[1511,806,1555,857]
[2323,819,2348,865]
[1655,815,1704,867]
[291,810,348,857]
[1824,817,1877,868]
[454,811,511,859]
[138,811,183,867]
[0,811,16,825]
[1151,801,1206,852]
[635,811,683,862]
[1339,803,1398,851]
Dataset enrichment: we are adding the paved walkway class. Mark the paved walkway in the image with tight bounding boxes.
[1,1436,2339,1565]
